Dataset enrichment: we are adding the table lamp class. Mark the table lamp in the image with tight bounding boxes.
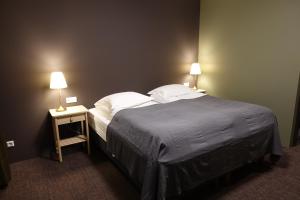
[190,63,201,89]
[50,72,68,112]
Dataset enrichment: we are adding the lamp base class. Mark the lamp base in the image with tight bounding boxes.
[56,105,66,112]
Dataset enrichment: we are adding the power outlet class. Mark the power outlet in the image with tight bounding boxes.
[6,140,14,148]
[66,96,77,104]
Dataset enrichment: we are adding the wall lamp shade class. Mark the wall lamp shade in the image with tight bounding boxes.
[50,72,67,112]
[190,63,201,75]
[50,72,67,89]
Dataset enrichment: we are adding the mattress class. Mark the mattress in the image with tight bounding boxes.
[88,108,110,141]
[88,100,158,142]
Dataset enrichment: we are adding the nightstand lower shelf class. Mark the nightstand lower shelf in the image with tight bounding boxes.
[59,135,87,147]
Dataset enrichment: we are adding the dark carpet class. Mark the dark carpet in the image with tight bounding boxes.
[1,146,300,200]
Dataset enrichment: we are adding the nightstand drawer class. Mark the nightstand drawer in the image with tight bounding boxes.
[70,115,85,123]
[56,115,85,125]
[56,117,71,125]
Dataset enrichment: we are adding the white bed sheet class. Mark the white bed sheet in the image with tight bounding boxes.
[88,108,110,141]
[151,92,206,103]
[88,100,158,142]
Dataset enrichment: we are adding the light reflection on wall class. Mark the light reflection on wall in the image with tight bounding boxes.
[36,48,71,109]
[198,42,218,94]
[39,49,68,71]
[178,48,198,85]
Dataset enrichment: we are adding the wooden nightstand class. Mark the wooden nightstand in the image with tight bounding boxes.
[49,105,90,162]
[194,88,206,93]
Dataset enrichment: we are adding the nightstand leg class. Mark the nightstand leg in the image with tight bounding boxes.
[85,113,90,154]
[80,121,86,148]
[53,119,63,162]
[81,121,84,134]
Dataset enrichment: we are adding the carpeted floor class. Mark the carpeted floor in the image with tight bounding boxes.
[1,146,300,200]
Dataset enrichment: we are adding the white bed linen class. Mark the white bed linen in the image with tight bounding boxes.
[151,92,206,103]
[88,101,158,142]
[88,108,111,141]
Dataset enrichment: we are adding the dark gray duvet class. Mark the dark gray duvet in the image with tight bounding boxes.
[106,96,282,200]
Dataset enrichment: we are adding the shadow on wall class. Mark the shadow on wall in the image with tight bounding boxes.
[35,72,56,161]
[36,115,53,159]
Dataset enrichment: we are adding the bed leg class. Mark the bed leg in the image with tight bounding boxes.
[213,178,220,189]
[224,173,231,185]
[270,155,280,164]
[257,156,265,164]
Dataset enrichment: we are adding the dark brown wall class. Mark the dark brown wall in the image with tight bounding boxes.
[0,1,200,162]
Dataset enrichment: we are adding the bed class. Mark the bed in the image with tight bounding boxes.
[88,86,282,200]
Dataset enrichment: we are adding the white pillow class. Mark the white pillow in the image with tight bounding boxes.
[94,92,153,114]
[151,91,206,103]
[148,84,193,98]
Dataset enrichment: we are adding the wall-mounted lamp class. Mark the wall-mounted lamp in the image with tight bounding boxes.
[190,63,201,89]
[50,72,68,112]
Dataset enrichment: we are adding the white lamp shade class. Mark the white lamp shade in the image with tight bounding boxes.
[190,63,201,75]
[50,72,68,89]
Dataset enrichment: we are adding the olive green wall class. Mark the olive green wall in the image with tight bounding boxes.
[198,0,300,146]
